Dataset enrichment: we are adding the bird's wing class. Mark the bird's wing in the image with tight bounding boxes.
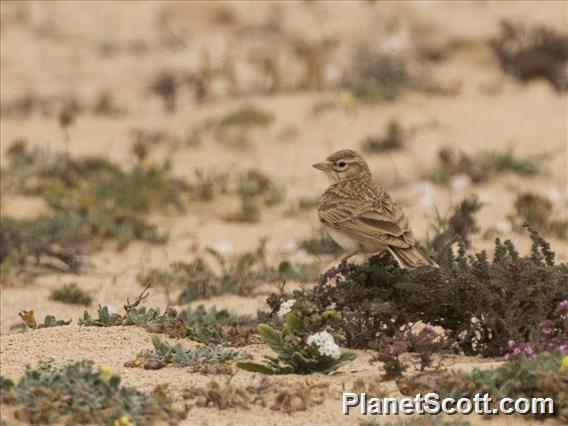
[318,197,413,248]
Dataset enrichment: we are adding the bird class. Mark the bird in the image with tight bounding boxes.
[313,149,438,269]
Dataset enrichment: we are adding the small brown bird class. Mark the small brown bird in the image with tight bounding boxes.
[313,149,438,269]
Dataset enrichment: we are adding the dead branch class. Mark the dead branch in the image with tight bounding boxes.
[124,282,152,312]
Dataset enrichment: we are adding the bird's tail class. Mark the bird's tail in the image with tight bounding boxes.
[387,246,439,269]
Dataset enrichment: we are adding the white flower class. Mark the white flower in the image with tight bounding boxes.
[306,330,341,360]
[495,220,512,234]
[450,174,471,191]
[277,299,296,318]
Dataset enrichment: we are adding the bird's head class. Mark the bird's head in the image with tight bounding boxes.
[312,149,371,183]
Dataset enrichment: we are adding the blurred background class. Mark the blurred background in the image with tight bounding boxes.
[1,1,567,328]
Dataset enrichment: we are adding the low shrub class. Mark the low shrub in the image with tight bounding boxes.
[399,352,567,423]
[268,228,567,357]
[429,148,545,185]
[49,283,92,306]
[0,360,186,424]
[79,304,257,346]
[491,20,567,91]
[125,335,238,372]
[18,310,72,329]
[237,301,356,374]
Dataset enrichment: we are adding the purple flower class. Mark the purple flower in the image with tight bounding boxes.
[423,324,435,334]
[384,345,397,357]
[559,344,568,355]
[556,300,568,318]
[507,340,516,349]
[538,320,554,335]
[523,346,536,359]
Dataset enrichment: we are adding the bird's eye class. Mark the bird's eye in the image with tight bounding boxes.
[337,161,347,168]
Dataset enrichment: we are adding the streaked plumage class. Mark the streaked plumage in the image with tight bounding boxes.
[313,149,437,269]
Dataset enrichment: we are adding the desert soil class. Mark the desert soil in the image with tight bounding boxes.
[0,1,566,425]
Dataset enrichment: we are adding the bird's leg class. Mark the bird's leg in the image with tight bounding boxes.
[340,250,359,264]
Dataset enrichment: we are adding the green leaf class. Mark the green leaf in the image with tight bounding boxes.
[291,351,318,370]
[235,362,276,375]
[258,324,286,354]
[394,281,422,292]
[284,312,304,334]
[321,352,357,374]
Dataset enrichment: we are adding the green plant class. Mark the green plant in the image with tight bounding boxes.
[92,90,125,116]
[447,196,483,248]
[361,120,405,153]
[150,71,178,113]
[0,360,186,424]
[237,301,356,374]
[125,335,238,372]
[1,147,187,283]
[189,168,229,201]
[299,232,343,256]
[343,43,447,102]
[79,305,188,337]
[491,20,567,91]
[178,305,257,346]
[344,44,411,102]
[80,303,257,345]
[272,227,567,357]
[49,283,92,306]
[183,380,250,410]
[227,170,285,221]
[1,216,82,285]
[140,250,319,305]
[511,192,567,239]
[18,310,72,329]
[399,352,567,423]
[219,105,274,128]
[429,148,545,185]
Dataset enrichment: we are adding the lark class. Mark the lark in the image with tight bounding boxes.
[313,149,438,269]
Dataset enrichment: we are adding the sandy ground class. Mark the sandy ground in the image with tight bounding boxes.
[1,1,567,425]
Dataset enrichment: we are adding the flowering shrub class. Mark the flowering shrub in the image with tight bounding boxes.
[374,324,449,379]
[237,301,356,374]
[506,299,568,360]
[306,331,341,359]
[375,332,408,379]
[0,360,186,424]
[400,352,568,423]
[270,228,567,357]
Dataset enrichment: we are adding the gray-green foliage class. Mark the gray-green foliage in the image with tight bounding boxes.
[401,352,566,423]
[1,145,187,283]
[219,105,274,128]
[50,283,92,306]
[79,305,256,346]
[0,359,185,424]
[35,315,72,329]
[299,232,343,256]
[139,250,319,305]
[132,335,237,369]
[237,302,356,375]
[429,148,546,185]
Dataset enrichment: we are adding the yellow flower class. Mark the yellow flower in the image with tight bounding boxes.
[18,310,37,328]
[113,415,134,426]
[100,365,113,382]
[339,90,355,109]
[561,356,568,371]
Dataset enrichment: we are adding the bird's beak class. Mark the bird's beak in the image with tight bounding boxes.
[312,161,329,171]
